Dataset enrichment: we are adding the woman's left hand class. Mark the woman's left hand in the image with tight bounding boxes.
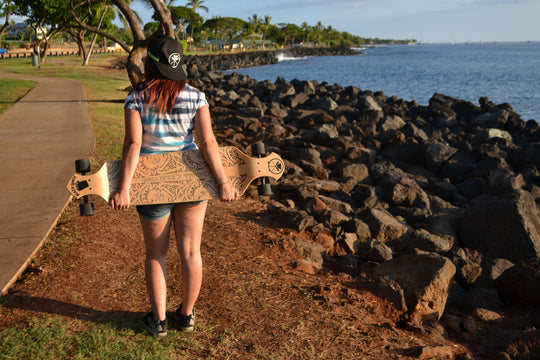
[219,182,239,202]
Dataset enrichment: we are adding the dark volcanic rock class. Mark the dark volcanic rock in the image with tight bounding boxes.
[495,258,540,306]
[458,190,540,263]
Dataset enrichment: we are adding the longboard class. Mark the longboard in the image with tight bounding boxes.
[67,146,284,214]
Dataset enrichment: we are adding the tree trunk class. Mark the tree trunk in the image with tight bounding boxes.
[0,7,11,48]
[84,5,109,66]
[126,43,146,85]
[38,40,49,64]
[69,29,88,60]
[84,33,98,66]
[72,0,176,86]
[113,0,175,86]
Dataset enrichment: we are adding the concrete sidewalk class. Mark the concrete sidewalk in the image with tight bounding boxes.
[0,72,95,294]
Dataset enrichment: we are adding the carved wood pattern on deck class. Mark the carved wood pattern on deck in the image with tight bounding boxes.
[67,146,284,205]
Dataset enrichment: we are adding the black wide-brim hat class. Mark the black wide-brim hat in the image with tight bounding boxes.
[147,35,188,80]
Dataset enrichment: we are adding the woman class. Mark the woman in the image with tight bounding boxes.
[110,35,239,336]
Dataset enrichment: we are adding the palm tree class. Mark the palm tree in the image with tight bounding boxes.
[314,21,324,46]
[185,0,208,14]
[301,21,310,45]
[84,4,111,66]
[247,14,261,48]
[0,0,15,47]
[262,15,271,48]
[185,0,207,49]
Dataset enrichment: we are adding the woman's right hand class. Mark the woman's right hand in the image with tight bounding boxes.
[110,189,131,210]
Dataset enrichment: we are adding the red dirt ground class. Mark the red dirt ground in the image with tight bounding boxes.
[0,193,472,359]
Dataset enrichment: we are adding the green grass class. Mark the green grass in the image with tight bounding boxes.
[0,78,37,115]
[0,316,206,359]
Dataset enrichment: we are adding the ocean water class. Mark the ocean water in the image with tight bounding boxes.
[230,42,540,122]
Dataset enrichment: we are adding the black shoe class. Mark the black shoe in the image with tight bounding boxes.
[175,304,195,332]
[142,312,167,337]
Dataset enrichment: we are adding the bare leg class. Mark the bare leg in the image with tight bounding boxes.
[173,201,207,316]
[140,215,172,321]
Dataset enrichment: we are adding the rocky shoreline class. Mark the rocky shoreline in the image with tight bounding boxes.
[181,45,359,76]
[185,49,540,359]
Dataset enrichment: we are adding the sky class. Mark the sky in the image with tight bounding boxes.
[130,0,540,43]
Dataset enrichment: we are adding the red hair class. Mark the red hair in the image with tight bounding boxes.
[133,56,187,115]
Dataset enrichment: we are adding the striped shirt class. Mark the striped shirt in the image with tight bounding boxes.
[124,84,208,155]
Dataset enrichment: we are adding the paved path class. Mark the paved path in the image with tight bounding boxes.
[0,72,95,294]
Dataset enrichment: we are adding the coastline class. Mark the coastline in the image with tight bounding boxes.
[185,51,540,358]
[214,43,540,122]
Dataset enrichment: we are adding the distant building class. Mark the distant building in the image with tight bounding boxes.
[8,22,28,38]
[34,25,47,40]
[202,38,274,51]
[106,43,123,52]
[242,39,274,49]
[228,39,244,50]
[202,39,227,47]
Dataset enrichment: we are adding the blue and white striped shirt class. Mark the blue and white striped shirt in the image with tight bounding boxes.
[124,84,208,155]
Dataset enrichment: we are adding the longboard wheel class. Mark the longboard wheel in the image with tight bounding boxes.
[258,183,272,196]
[75,159,91,174]
[80,202,95,216]
[251,143,266,157]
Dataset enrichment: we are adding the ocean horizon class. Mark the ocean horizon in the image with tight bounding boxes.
[230,42,539,122]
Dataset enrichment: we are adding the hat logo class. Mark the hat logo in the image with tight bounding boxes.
[168,53,181,68]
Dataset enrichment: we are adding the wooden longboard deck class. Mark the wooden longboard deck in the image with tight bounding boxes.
[67,146,284,205]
